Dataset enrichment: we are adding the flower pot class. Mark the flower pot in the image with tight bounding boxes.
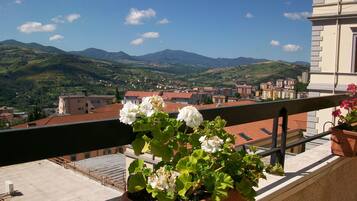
[119,190,246,201]
[331,127,357,157]
[202,190,246,201]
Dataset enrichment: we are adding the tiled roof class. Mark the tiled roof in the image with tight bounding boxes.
[162,92,193,99]
[14,101,306,147]
[225,112,307,145]
[124,91,194,100]
[124,91,160,98]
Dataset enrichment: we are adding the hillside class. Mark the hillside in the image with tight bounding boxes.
[182,61,309,87]
[0,43,185,110]
[70,48,136,62]
[70,48,269,69]
[0,39,309,110]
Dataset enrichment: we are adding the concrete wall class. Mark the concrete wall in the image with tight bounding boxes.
[277,158,357,201]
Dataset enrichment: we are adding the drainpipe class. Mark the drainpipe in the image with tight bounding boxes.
[332,0,342,126]
[333,0,342,94]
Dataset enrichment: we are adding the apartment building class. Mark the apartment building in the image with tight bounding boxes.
[58,95,115,115]
[236,84,253,98]
[122,91,206,105]
[307,0,357,136]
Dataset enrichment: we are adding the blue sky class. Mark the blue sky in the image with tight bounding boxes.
[0,0,313,62]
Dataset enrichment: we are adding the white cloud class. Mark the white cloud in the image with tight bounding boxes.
[131,38,144,46]
[125,8,156,25]
[245,12,254,19]
[142,32,160,39]
[51,13,80,23]
[270,40,280,46]
[17,22,56,34]
[49,34,64,41]
[283,44,302,52]
[51,15,65,23]
[157,18,170,24]
[283,12,311,20]
[66,13,80,23]
[14,0,22,4]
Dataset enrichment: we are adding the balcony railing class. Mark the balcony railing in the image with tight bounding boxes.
[0,94,348,168]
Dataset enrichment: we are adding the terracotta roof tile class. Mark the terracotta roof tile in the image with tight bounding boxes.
[14,101,307,147]
[162,92,193,100]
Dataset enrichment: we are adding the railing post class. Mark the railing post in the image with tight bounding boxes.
[270,115,279,165]
[279,108,288,168]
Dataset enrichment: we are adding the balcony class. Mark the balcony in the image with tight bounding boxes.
[0,94,356,201]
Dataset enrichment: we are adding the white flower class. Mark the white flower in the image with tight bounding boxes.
[177,106,203,128]
[139,98,154,117]
[140,95,165,117]
[119,102,140,125]
[148,167,179,192]
[199,135,224,153]
[148,95,165,111]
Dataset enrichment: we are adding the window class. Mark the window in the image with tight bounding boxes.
[70,154,76,161]
[106,149,112,154]
[260,128,272,135]
[238,132,252,141]
[352,34,357,72]
[103,148,112,155]
[84,152,90,159]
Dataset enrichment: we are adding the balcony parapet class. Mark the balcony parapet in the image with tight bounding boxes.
[256,140,357,201]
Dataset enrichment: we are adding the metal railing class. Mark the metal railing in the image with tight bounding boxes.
[0,94,348,168]
[49,157,126,190]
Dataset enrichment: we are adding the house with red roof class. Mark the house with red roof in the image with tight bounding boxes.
[123,91,208,104]
[13,99,307,163]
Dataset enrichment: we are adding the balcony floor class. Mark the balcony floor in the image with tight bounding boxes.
[0,160,123,201]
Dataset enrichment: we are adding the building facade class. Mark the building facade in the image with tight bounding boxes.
[307,0,357,136]
[58,95,115,115]
[236,84,253,98]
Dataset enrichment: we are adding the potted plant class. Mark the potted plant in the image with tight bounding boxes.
[331,83,357,157]
[119,96,266,201]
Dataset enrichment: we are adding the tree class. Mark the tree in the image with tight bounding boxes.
[28,105,45,122]
[295,82,308,92]
[202,96,213,104]
[115,87,123,103]
[235,93,241,99]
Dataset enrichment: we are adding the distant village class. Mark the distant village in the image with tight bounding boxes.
[0,71,309,129]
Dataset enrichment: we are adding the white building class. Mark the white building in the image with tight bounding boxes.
[307,0,357,136]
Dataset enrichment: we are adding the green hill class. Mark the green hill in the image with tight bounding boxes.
[0,40,309,111]
[0,44,183,110]
[182,61,308,87]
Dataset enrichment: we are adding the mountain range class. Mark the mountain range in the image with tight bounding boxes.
[0,39,309,110]
[2,39,309,69]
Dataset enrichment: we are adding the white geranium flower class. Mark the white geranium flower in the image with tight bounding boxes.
[119,102,140,125]
[145,95,165,111]
[140,95,165,117]
[177,106,203,128]
[139,98,155,117]
[148,167,179,192]
[199,135,224,153]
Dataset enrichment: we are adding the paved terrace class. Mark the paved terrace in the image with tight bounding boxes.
[0,160,123,201]
[75,154,126,190]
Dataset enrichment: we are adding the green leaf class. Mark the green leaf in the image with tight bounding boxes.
[150,139,173,162]
[127,173,146,193]
[132,120,151,132]
[132,136,146,155]
[211,172,234,201]
[191,149,209,161]
[235,178,256,201]
[176,156,197,173]
[156,191,176,201]
[176,173,193,199]
[128,159,144,174]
